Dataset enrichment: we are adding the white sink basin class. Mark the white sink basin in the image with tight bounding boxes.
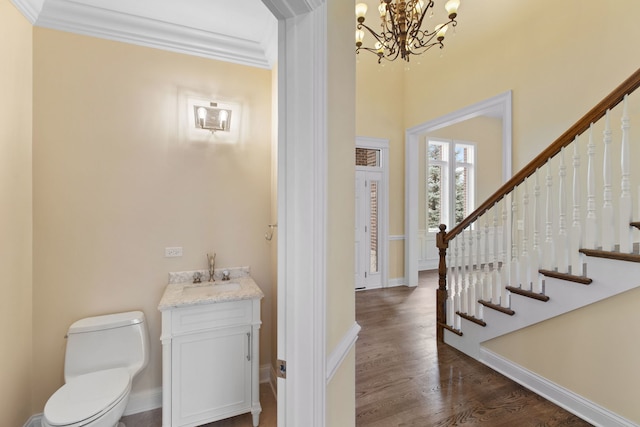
[182,282,241,297]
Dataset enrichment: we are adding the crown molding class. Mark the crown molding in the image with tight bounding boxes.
[12,0,276,69]
[10,0,44,23]
[261,0,324,19]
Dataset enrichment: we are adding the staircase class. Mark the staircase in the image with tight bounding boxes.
[435,68,640,424]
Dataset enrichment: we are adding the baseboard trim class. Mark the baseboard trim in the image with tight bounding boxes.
[23,414,41,427]
[357,277,406,291]
[123,386,162,416]
[260,363,271,384]
[270,365,278,398]
[326,321,361,383]
[480,347,638,427]
[388,277,406,288]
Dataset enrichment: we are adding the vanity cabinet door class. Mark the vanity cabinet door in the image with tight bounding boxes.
[171,325,253,427]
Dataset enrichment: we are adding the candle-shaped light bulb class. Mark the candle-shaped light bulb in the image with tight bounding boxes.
[436,23,448,40]
[415,0,425,15]
[197,107,207,128]
[445,0,459,19]
[219,109,229,130]
[378,3,387,17]
[375,41,384,53]
[355,3,368,23]
[355,29,365,47]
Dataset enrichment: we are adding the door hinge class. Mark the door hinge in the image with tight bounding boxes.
[277,359,287,379]
[364,272,367,278]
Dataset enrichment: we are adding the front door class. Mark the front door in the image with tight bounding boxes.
[355,161,384,290]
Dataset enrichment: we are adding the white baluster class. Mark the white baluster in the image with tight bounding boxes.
[557,147,568,273]
[510,186,519,288]
[585,124,598,249]
[492,204,501,304]
[571,138,583,275]
[501,197,510,307]
[476,220,482,316]
[482,216,491,316]
[544,162,556,270]
[453,237,460,330]
[532,169,542,293]
[467,228,475,317]
[460,229,467,314]
[602,109,614,251]
[520,179,531,290]
[619,95,632,253]
[446,248,455,327]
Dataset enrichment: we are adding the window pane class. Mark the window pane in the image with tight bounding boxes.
[455,166,468,225]
[355,148,380,167]
[428,143,443,161]
[427,164,442,230]
[369,181,379,273]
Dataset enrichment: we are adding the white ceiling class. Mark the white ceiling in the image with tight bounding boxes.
[11,0,279,69]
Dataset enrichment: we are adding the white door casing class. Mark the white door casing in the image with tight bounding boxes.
[263,1,328,426]
[355,137,389,290]
[405,91,513,287]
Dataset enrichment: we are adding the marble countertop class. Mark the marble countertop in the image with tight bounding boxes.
[158,267,264,310]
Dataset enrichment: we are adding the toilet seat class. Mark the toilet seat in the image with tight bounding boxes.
[44,368,131,427]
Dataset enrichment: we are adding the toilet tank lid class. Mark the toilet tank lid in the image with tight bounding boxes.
[68,311,145,334]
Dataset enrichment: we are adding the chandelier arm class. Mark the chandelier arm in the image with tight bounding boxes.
[357,22,391,49]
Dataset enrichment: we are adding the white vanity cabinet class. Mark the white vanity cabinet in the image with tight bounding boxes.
[159,277,262,427]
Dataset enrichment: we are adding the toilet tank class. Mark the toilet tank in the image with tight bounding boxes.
[64,311,150,381]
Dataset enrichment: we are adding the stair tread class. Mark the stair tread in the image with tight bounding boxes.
[579,248,640,263]
[478,300,515,316]
[439,322,463,336]
[538,269,592,284]
[505,285,550,301]
[456,311,487,327]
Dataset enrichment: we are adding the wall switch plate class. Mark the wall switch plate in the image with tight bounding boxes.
[165,247,183,257]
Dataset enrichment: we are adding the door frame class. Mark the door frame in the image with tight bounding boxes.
[263,1,330,426]
[405,91,513,287]
[356,136,389,290]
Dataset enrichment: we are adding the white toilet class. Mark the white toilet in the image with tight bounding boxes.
[42,311,150,427]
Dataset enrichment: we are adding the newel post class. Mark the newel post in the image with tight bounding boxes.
[436,224,449,342]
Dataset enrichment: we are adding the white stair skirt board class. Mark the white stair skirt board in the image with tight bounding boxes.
[480,348,639,427]
[445,255,640,360]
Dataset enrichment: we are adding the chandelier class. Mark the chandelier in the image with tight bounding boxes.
[355,0,460,63]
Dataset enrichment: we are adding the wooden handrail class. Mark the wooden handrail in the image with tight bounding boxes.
[444,67,640,243]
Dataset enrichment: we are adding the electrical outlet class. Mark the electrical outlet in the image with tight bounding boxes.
[165,247,183,257]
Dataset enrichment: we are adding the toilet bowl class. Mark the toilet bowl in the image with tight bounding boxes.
[42,311,149,427]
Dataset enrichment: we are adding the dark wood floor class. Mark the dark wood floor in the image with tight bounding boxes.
[355,270,592,427]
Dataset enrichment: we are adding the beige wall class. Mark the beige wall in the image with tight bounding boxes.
[0,1,33,424]
[326,0,356,423]
[32,29,273,411]
[356,0,640,421]
[484,287,640,422]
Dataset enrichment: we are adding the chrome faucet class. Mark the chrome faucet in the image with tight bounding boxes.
[207,253,216,282]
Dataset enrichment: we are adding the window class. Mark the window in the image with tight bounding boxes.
[427,139,475,231]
